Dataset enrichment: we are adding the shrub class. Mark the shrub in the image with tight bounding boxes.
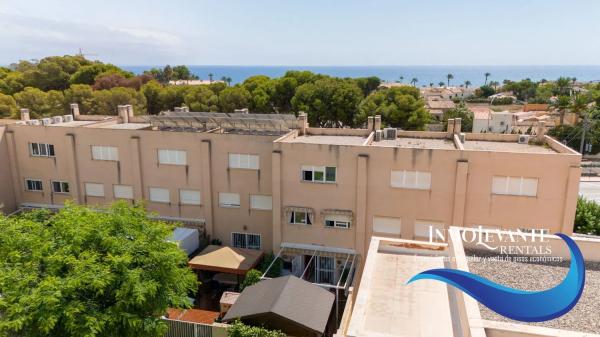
[241,269,263,290]
[227,320,284,337]
[260,252,282,278]
[574,197,600,235]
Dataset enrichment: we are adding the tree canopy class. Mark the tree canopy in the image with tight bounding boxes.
[0,202,197,337]
[356,86,430,129]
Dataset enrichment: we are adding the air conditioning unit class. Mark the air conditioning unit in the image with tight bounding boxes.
[28,119,40,126]
[383,127,397,140]
[41,118,52,126]
[374,130,383,142]
[15,121,27,125]
[52,116,64,124]
[63,114,74,122]
[518,135,530,144]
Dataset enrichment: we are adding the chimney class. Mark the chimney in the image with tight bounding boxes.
[126,105,134,118]
[20,108,30,121]
[367,116,374,131]
[374,115,382,131]
[70,103,80,119]
[298,112,308,135]
[117,105,129,124]
[447,118,455,136]
[535,121,546,142]
[454,118,462,134]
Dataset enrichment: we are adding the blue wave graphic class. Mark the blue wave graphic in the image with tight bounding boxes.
[407,233,585,322]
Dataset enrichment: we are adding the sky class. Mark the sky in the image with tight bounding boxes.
[1,0,599,66]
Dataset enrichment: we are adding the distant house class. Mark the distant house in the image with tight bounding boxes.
[472,108,513,133]
[426,97,455,121]
[223,276,335,337]
[169,79,224,86]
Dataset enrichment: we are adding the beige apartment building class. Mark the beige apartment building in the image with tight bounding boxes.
[0,106,581,262]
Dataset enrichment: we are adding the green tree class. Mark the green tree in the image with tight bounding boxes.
[442,102,473,132]
[484,72,491,85]
[575,197,600,235]
[21,56,87,91]
[70,63,131,85]
[227,320,284,337]
[14,87,51,118]
[91,87,147,115]
[553,95,572,125]
[0,93,17,117]
[259,252,282,278]
[218,86,252,112]
[356,86,429,130]
[172,65,198,80]
[464,80,472,89]
[447,73,454,87]
[184,85,219,112]
[438,81,445,87]
[0,71,25,95]
[64,84,95,115]
[0,202,197,337]
[158,86,191,111]
[242,75,275,113]
[272,77,298,112]
[141,80,165,115]
[241,269,263,290]
[355,76,381,96]
[410,78,418,87]
[476,85,495,98]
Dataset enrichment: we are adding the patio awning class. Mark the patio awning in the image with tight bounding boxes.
[188,245,263,275]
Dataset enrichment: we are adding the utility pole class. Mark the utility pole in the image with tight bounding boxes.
[580,112,590,154]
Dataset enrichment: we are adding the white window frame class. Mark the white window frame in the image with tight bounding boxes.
[84,182,105,197]
[492,176,538,197]
[25,178,43,191]
[158,149,187,166]
[250,195,272,210]
[219,192,241,208]
[229,153,259,170]
[231,232,261,250]
[29,143,55,157]
[51,180,70,194]
[91,146,118,161]
[179,189,201,205]
[149,187,170,203]
[113,184,134,200]
[289,211,312,225]
[324,218,351,229]
[390,170,431,190]
[301,165,336,183]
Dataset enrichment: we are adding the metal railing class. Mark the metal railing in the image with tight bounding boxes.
[163,318,213,337]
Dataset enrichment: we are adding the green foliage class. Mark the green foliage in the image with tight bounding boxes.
[355,76,381,96]
[14,87,66,118]
[259,252,282,278]
[70,63,131,85]
[227,320,284,337]
[184,85,219,112]
[64,84,95,115]
[491,97,514,105]
[575,197,600,235]
[241,269,263,290]
[443,102,473,132]
[218,86,252,112]
[242,76,275,113]
[475,85,495,98]
[0,202,197,337]
[90,87,147,115]
[356,86,429,130]
[501,79,537,101]
[0,93,17,117]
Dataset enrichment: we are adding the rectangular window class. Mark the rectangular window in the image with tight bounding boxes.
[229,153,259,170]
[25,179,43,191]
[29,143,55,157]
[492,176,538,197]
[390,170,431,190]
[301,166,336,183]
[232,232,261,250]
[219,192,241,208]
[180,189,201,205]
[289,211,312,225]
[250,195,272,210]
[52,181,70,193]
[113,185,134,199]
[91,146,118,161]
[324,215,351,229]
[373,216,402,235]
[158,149,187,165]
[84,183,105,197]
[149,187,170,203]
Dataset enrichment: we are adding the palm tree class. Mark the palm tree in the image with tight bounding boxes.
[484,72,491,85]
[429,82,434,88]
[555,77,571,96]
[208,73,214,83]
[553,95,571,125]
[226,77,232,86]
[410,78,418,87]
[221,76,227,83]
[438,81,445,87]
[489,81,499,90]
[464,80,472,89]
[446,73,454,87]
[399,76,404,83]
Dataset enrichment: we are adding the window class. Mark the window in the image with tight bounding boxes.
[113,185,134,199]
[250,195,272,210]
[52,181,70,193]
[315,256,335,284]
[229,153,259,170]
[373,216,402,235]
[84,183,104,197]
[91,146,118,161]
[29,143,55,157]
[492,176,538,197]
[180,189,201,205]
[324,215,351,229]
[232,232,261,250]
[158,149,186,165]
[290,211,312,225]
[301,166,336,183]
[219,192,240,208]
[390,170,431,190]
[149,187,170,203]
[25,179,43,191]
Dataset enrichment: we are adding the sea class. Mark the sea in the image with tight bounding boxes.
[121,65,600,87]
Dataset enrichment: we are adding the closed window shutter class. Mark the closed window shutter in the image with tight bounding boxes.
[149,187,170,203]
[180,190,201,205]
[114,185,134,199]
[85,183,105,197]
[250,195,272,210]
[219,193,240,207]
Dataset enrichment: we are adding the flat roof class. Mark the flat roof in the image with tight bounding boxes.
[373,137,457,150]
[96,123,151,130]
[49,121,98,127]
[347,240,459,337]
[462,140,557,154]
[283,134,367,146]
[466,248,600,334]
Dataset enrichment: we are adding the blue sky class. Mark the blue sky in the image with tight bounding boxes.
[1,0,599,66]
